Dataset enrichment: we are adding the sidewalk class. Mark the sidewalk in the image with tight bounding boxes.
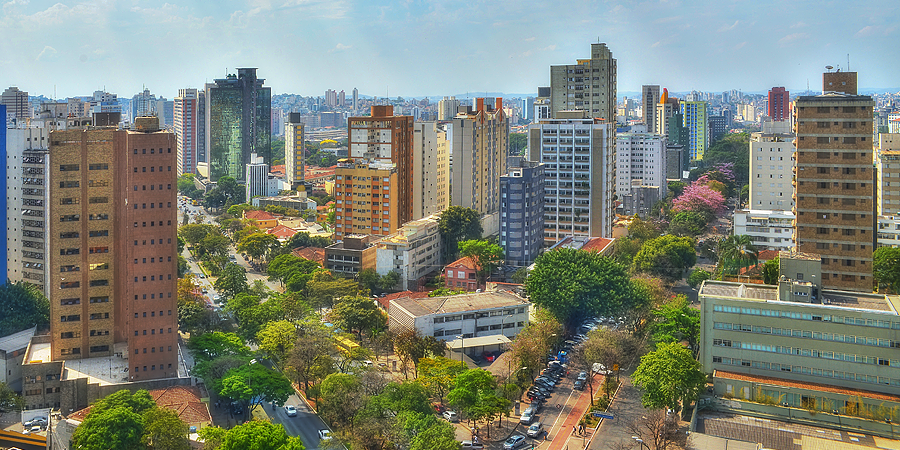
[546,377,601,450]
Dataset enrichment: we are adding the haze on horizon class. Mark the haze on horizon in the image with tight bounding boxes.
[1,0,898,100]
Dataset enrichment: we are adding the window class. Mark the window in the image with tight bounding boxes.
[59,164,79,171]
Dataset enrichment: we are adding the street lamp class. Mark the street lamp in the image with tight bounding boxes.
[456,335,464,362]
[632,436,650,450]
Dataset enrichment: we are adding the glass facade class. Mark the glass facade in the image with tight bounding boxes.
[207,68,271,182]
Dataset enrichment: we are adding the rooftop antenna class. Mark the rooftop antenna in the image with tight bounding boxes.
[847,54,850,71]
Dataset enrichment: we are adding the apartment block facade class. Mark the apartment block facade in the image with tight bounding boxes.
[641,85,660,134]
[681,101,709,160]
[750,120,795,209]
[733,209,795,251]
[450,98,509,216]
[2,86,30,120]
[793,72,876,292]
[768,87,790,121]
[348,106,414,224]
[412,122,449,220]
[529,112,614,243]
[333,160,399,238]
[615,133,666,197]
[549,43,617,123]
[174,88,199,175]
[285,112,305,186]
[48,116,178,379]
[500,157,545,267]
[375,214,442,291]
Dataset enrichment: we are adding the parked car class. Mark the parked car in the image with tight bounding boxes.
[574,379,585,390]
[519,409,534,424]
[527,422,544,438]
[503,435,527,450]
[23,417,47,428]
[318,429,332,441]
[283,405,297,417]
[577,371,588,381]
[460,441,484,449]
[442,410,459,422]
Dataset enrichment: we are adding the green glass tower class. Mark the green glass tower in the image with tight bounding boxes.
[205,68,271,182]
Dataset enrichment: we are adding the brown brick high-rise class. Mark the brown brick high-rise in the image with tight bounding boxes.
[793,72,876,292]
[49,116,178,380]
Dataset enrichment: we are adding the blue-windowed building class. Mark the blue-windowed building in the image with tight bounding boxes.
[500,157,545,267]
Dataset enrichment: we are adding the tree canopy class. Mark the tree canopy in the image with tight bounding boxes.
[330,296,387,340]
[211,420,305,450]
[632,235,697,281]
[874,247,900,294]
[457,240,504,286]
[0,281,49,336]
[214,263,249,299]
[219,362,295,412]
[71,389,190,450]
[632,342,706,412]
[438,206,483,261]
[525,248,634,328]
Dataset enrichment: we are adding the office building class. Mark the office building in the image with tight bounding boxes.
[750,120,795,209]
[655,89,679,140]
[205,68,272,182]
[131,88,156,121]
[700,253,900,430]
[6,125,50,293]
[375,214,442,291]
[155,99,174,129]
[642,85,661,133]
[732,209,795,251]
[768,87,790,121]
[549,43,617,124]
[325,235,377,277]
[348,105,414,224]
[793,71,875,292]
[438,96,461,121]
[89,91,121,117]
[681,101,709,160]
[333,159,399,238]
[709,115,727,142]
[285,113,305,187]
[174,89,200,175]
[534,88,551,121]
[412,122,450,220]
[877,216,900,248]
[529,111,614,243]
[196,90,207,163]
[615,133,667,198]
[450,98,509,215]
[245,154,269,203]
[500,157,545,267]
[47,115,177,378]
[2,87,30,120]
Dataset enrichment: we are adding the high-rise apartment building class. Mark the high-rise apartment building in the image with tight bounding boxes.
[196,90,206,163]
[132,88,156,122]
[876,133,900,217]
[348,105,414,224]
[0,104,7,282]
[529,111,614,243]
[450,98,509,216]
[285,113,305,187]
[352,88,359,113]
[681,101,709,160]
[412,122,449,220]
[549,43,617,124]
[325,90,338,108]
[500,157,545,267]
[750,120,795,209]
[155,99,174,129]
[49,115,178,379]
[615,133,667,198]
[333,160,399,238]
[6,124,50,294]
[793,71,875,292]
[768,87,790,121]
[205,68,271,182]
[438,96,461,121]
[655,89,679,140]
[2,87,30,120]
[174,89,200,175]
[641,85,660,133]
[245,154,269,203]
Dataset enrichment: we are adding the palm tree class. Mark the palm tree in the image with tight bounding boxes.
[719,235,758,275]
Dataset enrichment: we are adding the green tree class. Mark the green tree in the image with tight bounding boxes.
[628,216,660,240]
[438,206,483,262]
[611,237,644,266]
[214,263,249,299]
[238,232,280,263]
[196,231,231,260]
[227,293,283,343]
[192,355,253,395]
[457,239,504,286]
[306,271,359,311]
[874,247,900,293]
[416,357,467,404]
[188,332,251,362]
[507,309,562,382]
[509,132,527,155]
[650,295,700,357]
[408,421,460,450]
[329,296,387,340]
[318,373,364,428]
[178,223,217,246]
[218,420,305,450]
[394,328,449,379]
[71,406,145,450]
[0,382,24,421]
[379,271,400,292]
[632,342,706,412]
[257,320,297,362]
[226,203,258,217]
[284,231,331,250]
[141,407,191,450]
[718,235,758,275]
[446,369,510,437]
[177,174,204,199]
[286,325,337,394]
[762,256,780,285]
[633,235,697,281]
[525,248,633,329]
[510,267,529,284]
[197,426,227,450]
[687,268,711,288]
[668,211,708,236]
[700,132,750,187]
[219,362,295,412]
[0,281,49,337]
[267,254,321,290]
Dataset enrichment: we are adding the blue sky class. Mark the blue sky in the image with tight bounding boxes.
[1,0,898,100]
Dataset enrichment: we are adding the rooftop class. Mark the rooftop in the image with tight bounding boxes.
[25,341,51,364]
[0,327,35,353]
[391,290,529,318]
[550,236,615,254]
[778,251,821,261]
[446,257,477,271]
[68,385,211,425]
[243,210,278,221]
[700,281,898,313]
[62,349,131,385]
[715,370,900,403]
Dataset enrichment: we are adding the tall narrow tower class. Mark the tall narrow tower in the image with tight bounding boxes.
[642,85,661,133]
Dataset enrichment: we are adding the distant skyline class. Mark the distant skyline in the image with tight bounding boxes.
[1,0,899,100]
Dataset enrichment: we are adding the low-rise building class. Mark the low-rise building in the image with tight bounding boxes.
[0,327,35,391]
[733,209,795,251]
[700,252,900,430]
[547,236,615,256]
[619,183,662,219]
[242,210,279,229]
[444,257,478,291]
[388,289,531,358]
[877,215,900,248]
[325,235,377,277]
[375,214,442,291]
[252,194,317,212]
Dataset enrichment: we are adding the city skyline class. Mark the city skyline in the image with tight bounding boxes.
[1,0,898,99]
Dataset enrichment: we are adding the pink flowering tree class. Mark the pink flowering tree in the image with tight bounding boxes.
[672,182,726,219]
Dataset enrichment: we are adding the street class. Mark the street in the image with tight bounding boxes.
[267,395,330,450]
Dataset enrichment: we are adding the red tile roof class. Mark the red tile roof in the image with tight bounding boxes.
[267,224,298,240]
[244,210,277,221]
[714,370,900,403]
[445,257,477,271]
[757,249,779,262]
[580,237,615,254]
[68,385,211,426]
[293,247,326,266]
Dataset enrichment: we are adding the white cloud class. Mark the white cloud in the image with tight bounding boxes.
[717,20,738,32]
[35,45,56,61]
[329,43,351,53]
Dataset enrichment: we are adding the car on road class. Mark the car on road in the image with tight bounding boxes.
[318,429,332,441]
[201,288,208,294]
[213,294,221,302]
[442,410,459,422]
[577,371,588,381]
[519,409,534,424]
[574,379,585,390]
[503,435,527,449]
[283,405,297,417]
[199,274,206,279]
[526,422,544,438]
[460,441,484,449]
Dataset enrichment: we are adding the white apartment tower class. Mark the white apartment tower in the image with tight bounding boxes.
[174,88,200,175]
[529,111,614,243]
[615,133,667,197]
[412,122,450,220]
[749,120,795,209]
[438,96,461,121]
[245,154,269,203]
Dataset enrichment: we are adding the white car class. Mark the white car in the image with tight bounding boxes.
[283,405,297,417]
[442,410,459,422]
[318,429,332,441]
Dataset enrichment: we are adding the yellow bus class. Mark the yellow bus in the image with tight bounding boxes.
[333,336,360,356]
[192,199,199,206]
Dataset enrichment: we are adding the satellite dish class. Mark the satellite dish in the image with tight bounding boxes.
[825,65,833,70]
